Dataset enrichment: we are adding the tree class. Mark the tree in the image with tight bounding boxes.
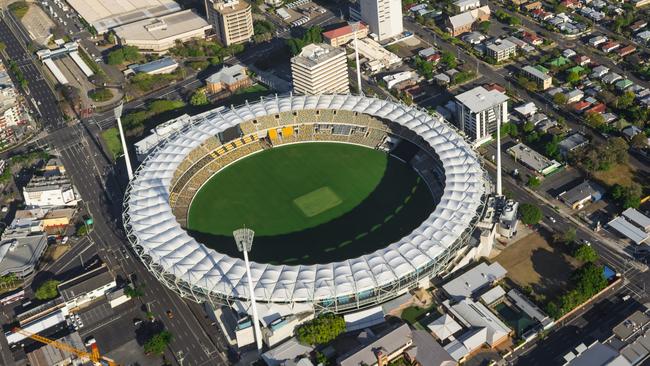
[523,121,535,133]
[545,135,561,160]
[566,71,580,84]
[585,112,605,129]
[508,16,521,26]
[553,92,567,105]
[190,89,209,106]
[630,132,648,149]
[479,21,491,33]
[527,175,541,188]
[144,330,173,355]
[124,285,144,298]
[520,203,542,225]
[296,313,345,345]
[574,244,598,263]
[441,51,457,69]
[35,280,61,300]
[107,49,125,65]
[617,91,635,109]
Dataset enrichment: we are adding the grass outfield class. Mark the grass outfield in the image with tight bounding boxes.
[187,143,435,264]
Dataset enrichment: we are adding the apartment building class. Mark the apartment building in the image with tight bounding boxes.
[206,0,253,45]
[291,43,350,95]
[455,86,509,146]
[359,0,403,41]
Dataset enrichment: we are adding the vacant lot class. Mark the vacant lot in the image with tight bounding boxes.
[592,163,636,188]
[495,230,580,304]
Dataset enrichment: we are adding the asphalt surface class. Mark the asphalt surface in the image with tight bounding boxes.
[0,13,65,130]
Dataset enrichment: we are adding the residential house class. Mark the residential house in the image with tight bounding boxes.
[338,324,414,366]
[615,79,633,91]
[585,102,606,114]
[454,0,482,12]
[602,73,622,84]
[588,35,608,47]
[617,45,636,57]
[636,30,650,44]
[601,41,621,53]
[590,65,609,78]
[563,49,577,58]
[558,132,588,157]
[523,32,543,45]
[523,1,543,11]
[629,20,647,33]
[558,181,605,209]
[565,89,584,103]
[574,55,591,66]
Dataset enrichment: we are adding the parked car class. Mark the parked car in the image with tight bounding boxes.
[166,310,174,319]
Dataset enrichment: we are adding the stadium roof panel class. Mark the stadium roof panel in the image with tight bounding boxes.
[124,94,486,307]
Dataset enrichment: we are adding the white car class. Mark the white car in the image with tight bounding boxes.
[548,216,556,223]
[61,236,69,244]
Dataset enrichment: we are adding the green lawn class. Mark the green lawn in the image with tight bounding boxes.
[101,127,122,158]
[401,304,440,330]
[187,143,434,264]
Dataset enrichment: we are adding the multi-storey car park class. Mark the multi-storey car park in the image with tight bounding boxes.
[123,94,489,314]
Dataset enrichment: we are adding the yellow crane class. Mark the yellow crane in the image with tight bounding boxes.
[12,327,119,366]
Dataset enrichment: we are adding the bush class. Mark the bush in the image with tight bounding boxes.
[190,89,209,106]
[296,313,345,345]
[527,176,541,188]
[520,203,542,225]
[124,285,144,298]
[35,280,61,300]
[144,330,173,355]
[574,244,598,263]
[89,88,113,102]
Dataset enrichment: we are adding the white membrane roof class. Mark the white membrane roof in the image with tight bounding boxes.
[124,94,486,303]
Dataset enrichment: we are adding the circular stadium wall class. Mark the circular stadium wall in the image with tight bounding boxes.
[123,94,489,314]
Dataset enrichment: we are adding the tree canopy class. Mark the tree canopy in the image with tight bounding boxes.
[35,280,61,300]
[190,89,210,106]
[286,26,323,56]
[296,313,345,345]
[144,330,173,355]
[574,244,598,263]
[520,203,542,225]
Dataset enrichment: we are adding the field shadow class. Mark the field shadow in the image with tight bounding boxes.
[187,144,444,265]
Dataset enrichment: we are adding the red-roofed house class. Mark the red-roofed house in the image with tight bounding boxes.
[560,0,582,8]
[617,45,636,57]
[573,100,591,112]
[585,103,606,115]
[601,41,620,53]
[523,32,543,45]
[630,20,647,32]
[485,83,506,93]
[323,23,369,47]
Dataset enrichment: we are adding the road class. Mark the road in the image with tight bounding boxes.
[0,13,65,130]
[40,122,230,366]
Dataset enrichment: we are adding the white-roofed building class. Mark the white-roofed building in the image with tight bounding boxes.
[113,10,212,53]
[428,313,462,341]
[442,262,507,300]
[443,298,512,347]
[291,44,349,95]
[455,86,509,146]
[65,0,181,34]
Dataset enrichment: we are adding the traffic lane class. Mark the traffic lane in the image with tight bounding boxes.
[52,128,226,366]
[514,295,642,366]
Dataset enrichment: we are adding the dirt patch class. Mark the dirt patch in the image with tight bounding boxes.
[43,245,69,263]
[495,229,580,304]
[592,163,635,188]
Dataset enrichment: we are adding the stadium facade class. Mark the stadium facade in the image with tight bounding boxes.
[123,94,489,314]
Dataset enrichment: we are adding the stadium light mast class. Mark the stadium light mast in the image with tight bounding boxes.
[496,116,502,197]
[233,228,263,353]
[496,117,502,197]
[351,22,363,95]
[114,103,133,180]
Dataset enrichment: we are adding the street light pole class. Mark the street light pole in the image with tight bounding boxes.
[114,103,133,180]
[351,22,363,95]
[233,228,263,353]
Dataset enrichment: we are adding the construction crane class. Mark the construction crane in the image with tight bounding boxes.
[12,327,119,366]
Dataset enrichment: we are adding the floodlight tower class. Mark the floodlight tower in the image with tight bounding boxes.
[233,228,263,352]
[351,22,363,95]
[114,103,133,180]
[496,118,502,197]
